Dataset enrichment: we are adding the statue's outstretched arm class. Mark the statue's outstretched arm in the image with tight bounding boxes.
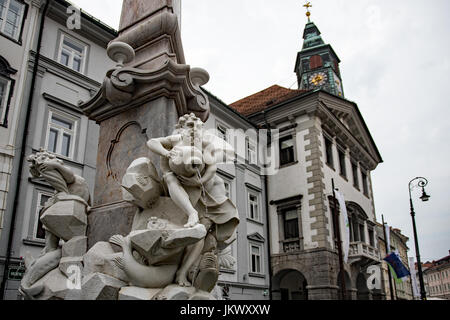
[54,163,76,184]
[147,137,173,158]
[40,160,75,185]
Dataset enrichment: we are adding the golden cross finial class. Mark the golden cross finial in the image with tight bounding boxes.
[303,1,312,22]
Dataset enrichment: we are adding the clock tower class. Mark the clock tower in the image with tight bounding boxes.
[294,17,344,98]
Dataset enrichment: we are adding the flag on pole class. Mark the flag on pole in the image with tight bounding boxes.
[409,257,420,298]
[384,251,410,282]
[334,189,350,263]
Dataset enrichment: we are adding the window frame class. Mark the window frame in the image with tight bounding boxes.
[283,208,300,240]
[0,0,27,43]
[351,161,359,190]
[246,138,257,165]
[324,134,334,169]
[215,121,229,143]
[279,134,295,166]
[247,190,261,222]
[45,109,78,160]
[337,146,347,178]
[32,191,53,241]
[249,242,264,275]
[56,33,88,74]
[0,75,11,126]
[361,169,369,196]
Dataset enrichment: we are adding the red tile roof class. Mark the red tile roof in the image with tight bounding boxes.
[230,85,308,116]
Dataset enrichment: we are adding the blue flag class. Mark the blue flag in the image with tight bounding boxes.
[384,252,410,280]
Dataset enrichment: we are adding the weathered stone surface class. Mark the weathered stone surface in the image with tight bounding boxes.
[41,200,87,241]
[153,284,214,300]
[30,268,82,300]
[59,256,83,279]
[62,236,87,258]
[118,286,161,300]
[83,242,128,282]
[81,273,127,300]
[119,0,180,31]
[87,201,137,250]
[131,197,194,231]
[90,98,178,207]
[130,219,205,256]
[122,157,162,209]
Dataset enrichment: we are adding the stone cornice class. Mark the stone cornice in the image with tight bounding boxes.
[316,101,378,170]
[79,58,210,123]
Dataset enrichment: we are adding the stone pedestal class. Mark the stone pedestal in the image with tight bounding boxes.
[80,0,212,293]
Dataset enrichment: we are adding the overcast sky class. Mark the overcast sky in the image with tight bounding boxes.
[70,0,450,262]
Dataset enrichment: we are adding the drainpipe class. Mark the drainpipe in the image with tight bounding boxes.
[0,0,50,299]
[262,111,273,300]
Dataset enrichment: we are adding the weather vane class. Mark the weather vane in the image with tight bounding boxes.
[303,1,312,22]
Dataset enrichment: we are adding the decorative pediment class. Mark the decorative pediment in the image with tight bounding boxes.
[247,232,265,243]
[316,93,382,169]
[0,55,17,76]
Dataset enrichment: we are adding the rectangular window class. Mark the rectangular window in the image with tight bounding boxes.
[57,34,87,73]
[368,228,374,247]
[361,170,369,196]
[34,192,52,240]
[0,76,10,123]
[359,223,365,242]
[352,162,359,189]
[248,192,260,221]
[283,209,299,239]
[0,0,25,41]
[223,180,231,199]
[279,135,295,166]
[46,111,77,158]
[216,123,228,142]
[324,136,334,168]
[338,148,347,178]
[246,139,257,165]
[250,244,262,274]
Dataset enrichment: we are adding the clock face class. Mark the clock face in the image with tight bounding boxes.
[309,72,328,86]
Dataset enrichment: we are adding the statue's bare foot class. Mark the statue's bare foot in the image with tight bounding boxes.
[176,271,191,287]
[184,213,199,228]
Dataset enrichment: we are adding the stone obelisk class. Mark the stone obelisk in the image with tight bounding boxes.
[80,0,210,249]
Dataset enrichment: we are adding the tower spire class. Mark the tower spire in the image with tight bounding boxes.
[303,1,312,22]
[294,2,345,97]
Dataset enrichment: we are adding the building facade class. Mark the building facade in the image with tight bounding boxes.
[0,0,42,242]
[230,19,383,300]
[377,225,414,300]
[0,0,117,299]
[205,91,270,300]
[423,251,450,300]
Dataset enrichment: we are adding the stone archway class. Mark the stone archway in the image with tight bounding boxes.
[337,270,353,300]
[272,269,308,300]
[356,273,370,300]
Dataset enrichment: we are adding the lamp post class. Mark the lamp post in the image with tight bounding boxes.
[408,177,430,300]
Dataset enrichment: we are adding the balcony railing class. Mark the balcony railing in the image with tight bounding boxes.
[282,239,301,253]
[348,241,379,262]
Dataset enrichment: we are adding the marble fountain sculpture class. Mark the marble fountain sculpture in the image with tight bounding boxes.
[20,114,239,300]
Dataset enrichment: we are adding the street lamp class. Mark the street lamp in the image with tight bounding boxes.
[408,177,430,300]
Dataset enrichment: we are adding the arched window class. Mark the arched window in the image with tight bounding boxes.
[0,55,17,127]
